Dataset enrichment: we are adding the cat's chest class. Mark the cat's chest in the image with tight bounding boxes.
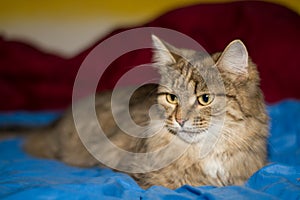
[186,145,229,180]
[202,156,226,178]
[199,153,231,186]
[168,153,229,187]
[175,147,230,186]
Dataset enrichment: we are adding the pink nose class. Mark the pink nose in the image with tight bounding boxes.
[176,119,187,127]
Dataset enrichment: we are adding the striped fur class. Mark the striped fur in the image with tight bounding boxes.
[25,37,269,189]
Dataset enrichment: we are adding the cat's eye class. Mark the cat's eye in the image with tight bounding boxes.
[198,94,214,106]
[166,94,178,104]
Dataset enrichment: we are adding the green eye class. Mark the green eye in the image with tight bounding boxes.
[166,94,178,104]
[198,94,214,106]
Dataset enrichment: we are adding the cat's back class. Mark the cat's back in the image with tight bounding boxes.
[24,84,158,166]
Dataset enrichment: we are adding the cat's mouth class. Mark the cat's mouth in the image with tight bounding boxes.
[167,127,202,135]
[166,124,208,143]
[168,128,206,144]
[180,130,200,134]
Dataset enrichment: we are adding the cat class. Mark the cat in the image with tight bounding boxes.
[24,35,269,189]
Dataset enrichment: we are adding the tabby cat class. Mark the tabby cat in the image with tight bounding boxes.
[25,35,269,189]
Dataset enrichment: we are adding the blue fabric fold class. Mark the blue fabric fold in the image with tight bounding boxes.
[0,100,299,199]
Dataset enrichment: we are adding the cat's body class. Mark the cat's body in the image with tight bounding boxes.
[25,36,268,189]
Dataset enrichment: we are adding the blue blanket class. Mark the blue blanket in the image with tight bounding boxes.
[1,100,299,199]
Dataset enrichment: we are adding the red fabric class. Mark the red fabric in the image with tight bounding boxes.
[1,1,300,111]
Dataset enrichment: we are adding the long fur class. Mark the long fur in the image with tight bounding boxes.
[25,37,269,189]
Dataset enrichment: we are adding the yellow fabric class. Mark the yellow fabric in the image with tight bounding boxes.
[0,0,299,56]
[0,0,299,22]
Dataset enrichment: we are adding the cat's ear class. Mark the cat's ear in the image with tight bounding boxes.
[217,40,248,77]
[152,35,180,66]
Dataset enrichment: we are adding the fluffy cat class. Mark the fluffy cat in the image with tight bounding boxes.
[25,35,269,189]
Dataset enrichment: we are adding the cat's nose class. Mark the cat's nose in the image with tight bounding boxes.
[176,118,187,127]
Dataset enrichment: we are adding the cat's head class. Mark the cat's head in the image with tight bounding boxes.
[152,35,262,144]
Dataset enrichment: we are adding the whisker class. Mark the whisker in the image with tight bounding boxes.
[220,127,255,152]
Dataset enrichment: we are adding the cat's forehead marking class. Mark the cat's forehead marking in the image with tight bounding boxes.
[159,50,219,97]
[172,59,212,94]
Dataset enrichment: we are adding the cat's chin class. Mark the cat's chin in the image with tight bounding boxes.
[176,130,205,144]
